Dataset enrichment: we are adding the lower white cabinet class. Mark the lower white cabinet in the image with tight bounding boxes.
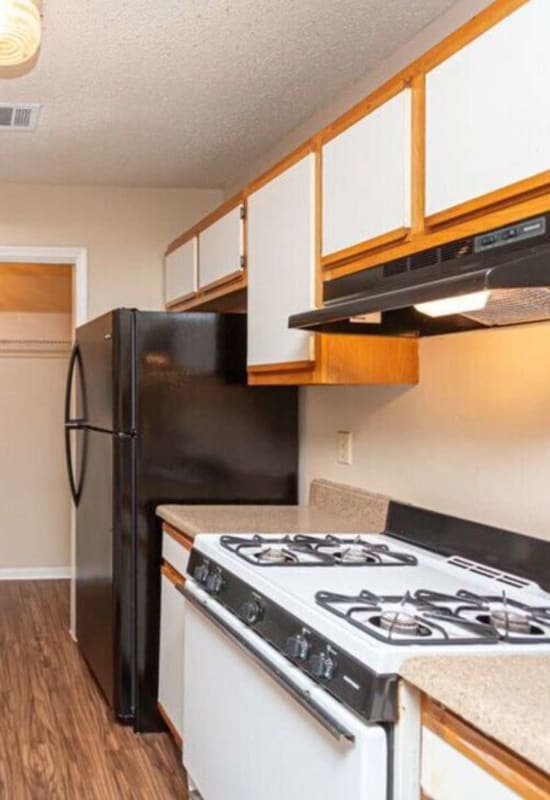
[158,570,186,740]
[421,727,519,800]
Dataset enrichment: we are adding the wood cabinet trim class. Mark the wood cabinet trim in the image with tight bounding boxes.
[161,561,186,588]
[247,142,316,196]
[411,74,426,234]
[157,701,183,750]
[165,0,535,300]
[321,227,410,270]
[166,192,245,256]
[165,273,247,312]
[197,269,244,295]
[162,522,194,552]
[248,334,418,386]
[425,169,550,228]
[325,191,550,282]
[422,696,550,799]
[164,289,198,308]
[321,80,409,145]
[247,359,316,375]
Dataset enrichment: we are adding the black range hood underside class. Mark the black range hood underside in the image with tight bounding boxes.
[289,214,550,337]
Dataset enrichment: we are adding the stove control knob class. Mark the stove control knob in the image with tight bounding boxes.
[193,561,210,584]
[239,598,262,625]
[308,650,336,681]
[284,633,310,661]
[205,568,223,595]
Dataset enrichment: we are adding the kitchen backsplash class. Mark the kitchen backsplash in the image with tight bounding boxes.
[300,321,550,542]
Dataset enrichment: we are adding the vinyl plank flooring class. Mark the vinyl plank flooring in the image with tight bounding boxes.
[0,580,189,799]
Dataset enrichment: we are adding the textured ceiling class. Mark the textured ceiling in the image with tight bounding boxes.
[0,0,457,188]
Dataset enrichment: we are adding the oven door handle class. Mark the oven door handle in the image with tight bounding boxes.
[180,584,356,744]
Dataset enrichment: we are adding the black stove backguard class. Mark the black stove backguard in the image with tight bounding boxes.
[385,502,550,593]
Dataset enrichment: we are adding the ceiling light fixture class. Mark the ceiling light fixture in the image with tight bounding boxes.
[414,290,491,318]
[0,0,41,66]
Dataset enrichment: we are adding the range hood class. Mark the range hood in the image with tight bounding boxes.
[289,214,550,337]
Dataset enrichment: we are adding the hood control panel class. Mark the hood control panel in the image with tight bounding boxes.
[474,216,546,253]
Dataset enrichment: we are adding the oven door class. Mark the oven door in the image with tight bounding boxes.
[182,581,387,800]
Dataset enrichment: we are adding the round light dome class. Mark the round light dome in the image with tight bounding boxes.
[0,0,41,67]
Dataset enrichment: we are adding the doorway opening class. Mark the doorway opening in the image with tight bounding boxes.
[0,246,87,636]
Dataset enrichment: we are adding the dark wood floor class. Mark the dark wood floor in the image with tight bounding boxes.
[0,580,189,799]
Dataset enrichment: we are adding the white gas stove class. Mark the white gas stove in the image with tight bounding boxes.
[181,502,550,800]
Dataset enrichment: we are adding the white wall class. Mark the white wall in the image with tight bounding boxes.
[0,184,222,319]
[0,185,221,572]
[0,349,71,573]
[301,324,550,540]
[225,0,550,542]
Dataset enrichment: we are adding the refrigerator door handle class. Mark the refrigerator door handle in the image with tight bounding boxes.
[64,343,86,505]
[64,343,85,424]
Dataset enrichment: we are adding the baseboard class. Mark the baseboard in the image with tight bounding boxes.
[0,566,71,580]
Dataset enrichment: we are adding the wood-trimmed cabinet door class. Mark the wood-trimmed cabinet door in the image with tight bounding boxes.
[425,0,550,224]
[321,88,412,267]
[247,153,316,370]
[164,237,198,307]
[421,698,550,800]
[198,204,245,292]
[158,566,185,743]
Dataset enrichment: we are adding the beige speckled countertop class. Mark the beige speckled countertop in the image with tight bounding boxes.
[401,655,550,775]
[157,479,389,538]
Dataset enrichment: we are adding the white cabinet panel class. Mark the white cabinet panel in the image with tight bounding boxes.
[426,0,550,216]
[164,237,197,305]
[199,205,244,289]
[322,89,411,257]
[421,728,519,800]
[247,155,315,367]
[158,572,185,738]
[162,534,190,579]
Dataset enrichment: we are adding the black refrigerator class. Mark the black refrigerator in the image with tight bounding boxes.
[64,309,298,731]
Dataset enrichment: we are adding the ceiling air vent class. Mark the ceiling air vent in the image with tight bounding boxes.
[0,103,41,131]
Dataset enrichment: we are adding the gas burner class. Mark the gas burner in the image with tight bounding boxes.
[454,591,550,641]
[312,535,418,567]
[378,611,431,638]
[489,609,532,635]
[255,545,299,565]
[315,587,550,646]
[336,543,376,564]
[220,534,333,567]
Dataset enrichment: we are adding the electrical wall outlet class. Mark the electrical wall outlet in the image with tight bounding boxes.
[336,430,352,465]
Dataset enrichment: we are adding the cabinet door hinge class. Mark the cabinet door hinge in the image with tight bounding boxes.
[240,254,246,269]
[240,204,246,221]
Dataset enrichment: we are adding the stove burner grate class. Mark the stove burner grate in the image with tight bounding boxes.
[220,534,418,568]
[315,588,550,646]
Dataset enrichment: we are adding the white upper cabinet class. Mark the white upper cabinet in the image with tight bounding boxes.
[164,237,197,306]
[198,205,244,290]
[247,154,316,367]
[321,89,412,258]
[426,0,550,218]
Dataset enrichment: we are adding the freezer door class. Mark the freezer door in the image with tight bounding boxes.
[76,311,115,431]
[75,427,135,720]
[75,308,134,433]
